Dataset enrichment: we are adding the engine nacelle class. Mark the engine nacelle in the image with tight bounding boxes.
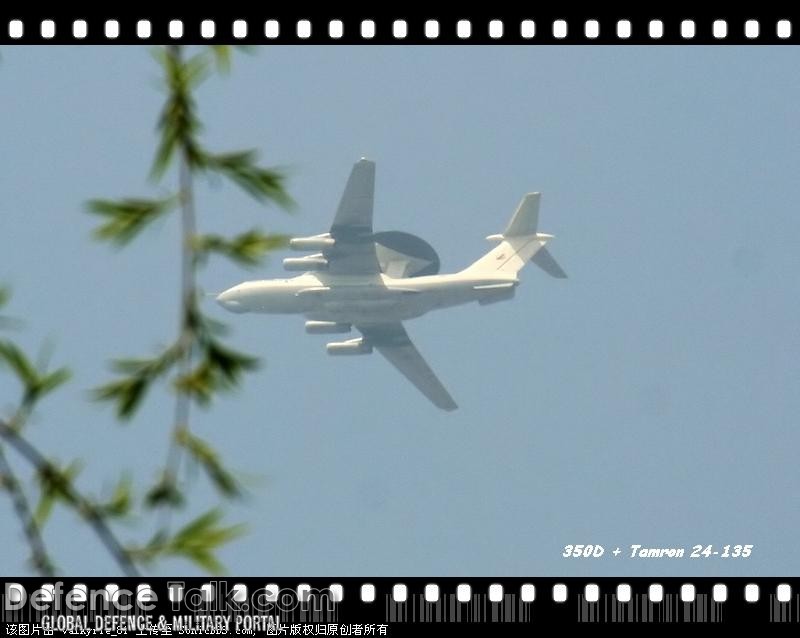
[289,235,335,251]
[305,321,351,335]
[283,254,329,271]
[326,338,372,356]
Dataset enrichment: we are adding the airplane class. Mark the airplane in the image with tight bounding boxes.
[216,158,566,411]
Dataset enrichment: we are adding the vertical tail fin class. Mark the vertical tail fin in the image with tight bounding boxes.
[504,193,541,237]
[463,192,566,278]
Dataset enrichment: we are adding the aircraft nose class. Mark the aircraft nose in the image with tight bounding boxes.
[216,288,246,313]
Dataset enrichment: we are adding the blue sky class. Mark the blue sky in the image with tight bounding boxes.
[1,45,799,577]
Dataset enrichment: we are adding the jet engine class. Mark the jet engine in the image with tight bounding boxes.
[305,321,351,335]
[289,234,335,251]
[326,338,372,355]
[283,254,329,272]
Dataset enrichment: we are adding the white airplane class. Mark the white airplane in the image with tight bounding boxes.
[217,159,565,411]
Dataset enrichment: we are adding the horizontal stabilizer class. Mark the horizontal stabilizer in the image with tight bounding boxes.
[530,247,567,278]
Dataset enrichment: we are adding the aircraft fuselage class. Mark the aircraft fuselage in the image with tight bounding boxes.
[216,272,518,324]
[215,158,564,410]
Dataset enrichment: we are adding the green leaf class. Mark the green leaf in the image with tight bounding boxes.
[193,230,289,268]
[93,377,148,420]
[154,46,209,91]
[174,338,257,405]
[0,287,21,331]
[192,309,229,339]
[171,508,246,573]
[0,341,70,405]
[201,150,295,209]
[95,346,182,420]
[35,368,71,397]
[205,340,259,385]
[129,508,245,573]
[174,361,215,405]
[34,494,55,529]
[0,341,40,388]
[207,45,255,75]
[151,47,209,178]
[209,46,232,74]
[176,429,241,497]
[34,460,82,526]
[87,197,176,246]
[102,474,133,517]
[145,477,185,509]
[110,346,182,377]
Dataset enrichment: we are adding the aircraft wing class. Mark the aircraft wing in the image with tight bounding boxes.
[358,323,458,411]
[326,158,381,275]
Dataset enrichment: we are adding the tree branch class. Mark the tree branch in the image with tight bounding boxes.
[0,444,56,576]
[162,44,198,512]
[0,419,139,576]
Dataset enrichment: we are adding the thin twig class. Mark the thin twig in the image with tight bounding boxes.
[0,444,56,576]
[162,43,198,511]
[0,419,139,577]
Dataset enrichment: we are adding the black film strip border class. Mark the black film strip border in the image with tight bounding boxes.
[1,577,799,629]
[0,14,797,44]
